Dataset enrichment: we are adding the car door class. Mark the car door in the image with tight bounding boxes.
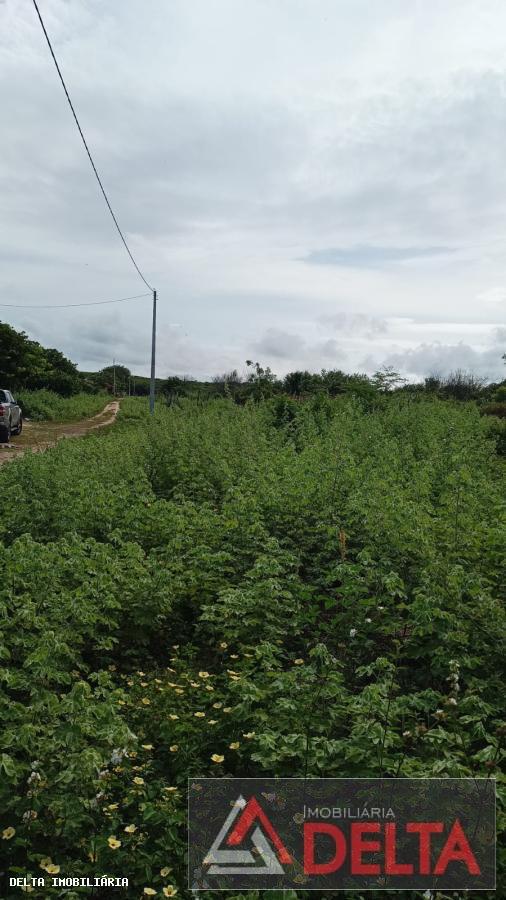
[6,392,20,428]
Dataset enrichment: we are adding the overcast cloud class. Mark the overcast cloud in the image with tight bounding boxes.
[1,0,505,380]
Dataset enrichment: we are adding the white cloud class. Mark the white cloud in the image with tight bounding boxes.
[1,0,506,380]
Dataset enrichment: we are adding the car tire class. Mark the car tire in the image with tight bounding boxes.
[0,422,11,443]
[12,416,22,435]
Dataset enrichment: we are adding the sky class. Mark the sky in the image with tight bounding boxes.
[1,0,506,382]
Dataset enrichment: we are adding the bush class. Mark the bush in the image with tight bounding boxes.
[0,397,504,897]
[16,390,109,421]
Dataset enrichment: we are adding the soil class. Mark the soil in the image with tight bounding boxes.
[0,401,120,467]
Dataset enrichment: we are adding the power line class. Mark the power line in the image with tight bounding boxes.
[0,292,151,309]
[31,0,153,292]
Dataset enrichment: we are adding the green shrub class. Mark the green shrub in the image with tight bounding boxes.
[0,397,503,898]
[16,390,109,422]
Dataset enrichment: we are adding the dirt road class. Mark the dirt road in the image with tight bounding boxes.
[0,401,120,467]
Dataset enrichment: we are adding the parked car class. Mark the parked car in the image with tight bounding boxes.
[0,390,22,442]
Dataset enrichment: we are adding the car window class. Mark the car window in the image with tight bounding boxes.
[0,391,7,403]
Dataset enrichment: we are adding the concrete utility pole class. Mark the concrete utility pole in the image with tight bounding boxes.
[149,289,157,415]
[113,358,116,395]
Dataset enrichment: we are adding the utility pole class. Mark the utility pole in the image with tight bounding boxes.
[113,358,116,395]
[149,289,157,415]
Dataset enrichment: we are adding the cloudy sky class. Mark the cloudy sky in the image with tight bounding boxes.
[1,0,506,381]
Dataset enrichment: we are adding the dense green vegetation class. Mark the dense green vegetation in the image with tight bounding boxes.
[17,390,109,422]
[0,322,82,397]
[0,395,504,898]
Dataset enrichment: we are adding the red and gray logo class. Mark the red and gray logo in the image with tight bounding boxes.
[204,795,293,875]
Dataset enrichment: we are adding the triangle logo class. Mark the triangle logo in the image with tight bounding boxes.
[203,795,293,875]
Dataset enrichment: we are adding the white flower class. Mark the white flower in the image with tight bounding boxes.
[378,606,385,611]
[402,730,412,738]
[365,618,372,624]
[349,628,357,638]
[22,810,37,822]
[447,697,458,706]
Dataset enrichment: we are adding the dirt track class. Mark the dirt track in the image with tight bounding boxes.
[0,401,120,467]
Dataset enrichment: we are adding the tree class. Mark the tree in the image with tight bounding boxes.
[212,369,242,385]
[372,366,407,392]
[95,365,131,395]
[0,321,80,394]
[245,361,278,399]
[283,370,319,396]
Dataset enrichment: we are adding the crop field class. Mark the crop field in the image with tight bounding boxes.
[0,395,504,899]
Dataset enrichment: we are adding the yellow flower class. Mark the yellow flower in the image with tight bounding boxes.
[230,654,239,659]
[143,889,157,896]
[213,702,223,709]
[163,887,178,897]
[205,685,214,691]
[108,836,121,850]
[160,866,172,876]
[46,864,60,875]
[294,658,304,665]
[124,824,137,833]
[137,671,146,676]
[243,732,255,739]
[211,754,224,763]
[141,744,154,750]
[107,803,119,810]
[194,711,206,718]
[133,776,145,785]
[164,787,178,793]
[39,857,52,870]
[223,707,232,713]
[169,714,179,720]
[2,826,15,840]
[174,688,184,695]
[140,682,148,687]
[229,742,240,750]
[117,700,126,706]
[88,850,98,862]
[209,719,218,725]
[227,670,239,676]
[198,671,210,679]
[169,744,179,752]
[219,642,228,649]
[141,698,151,705]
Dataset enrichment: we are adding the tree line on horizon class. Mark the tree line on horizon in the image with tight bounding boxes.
[1,320,505,412]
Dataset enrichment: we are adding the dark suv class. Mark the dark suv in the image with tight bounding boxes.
[0,390,22,443]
